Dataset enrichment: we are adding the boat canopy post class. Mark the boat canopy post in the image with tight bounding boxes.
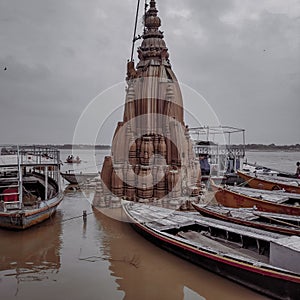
[17,145,23,205]
[45,166,48,200]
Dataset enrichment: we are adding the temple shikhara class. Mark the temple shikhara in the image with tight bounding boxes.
[96,0,201,206]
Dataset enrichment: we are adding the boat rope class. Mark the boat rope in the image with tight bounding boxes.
[130,0,141,61]
[236,176,255,188]
[61,212,93,223]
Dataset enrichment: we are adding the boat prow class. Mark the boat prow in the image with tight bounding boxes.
[60,172,98,185]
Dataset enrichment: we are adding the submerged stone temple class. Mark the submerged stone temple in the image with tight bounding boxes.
[98,0,201,205]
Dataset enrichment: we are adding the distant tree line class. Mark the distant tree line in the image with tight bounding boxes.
[56,143,299,151]
[57,144,111,150]
[244,144,300,151]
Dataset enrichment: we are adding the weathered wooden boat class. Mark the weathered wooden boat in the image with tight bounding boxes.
[65,155,81,164]
[192,203,300,236]
[243,162,296,178]
[237,170,300,194]
[0,145,63,229]
[61,171,98,184]
[211,182,300,216]
[123,202,300,300]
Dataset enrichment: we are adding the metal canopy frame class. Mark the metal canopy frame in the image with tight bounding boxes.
[189,125,245,145]
[189,126,246,175]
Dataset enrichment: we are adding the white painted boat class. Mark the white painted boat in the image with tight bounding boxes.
[0,145,63,229]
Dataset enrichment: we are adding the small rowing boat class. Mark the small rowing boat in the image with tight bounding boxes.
[192,203,300,236]
[237,170,300,194]
[211,181,300,216]
[242,162,296,178]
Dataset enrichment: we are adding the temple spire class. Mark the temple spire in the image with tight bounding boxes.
[136,0,169,65]
[98,0,201,205]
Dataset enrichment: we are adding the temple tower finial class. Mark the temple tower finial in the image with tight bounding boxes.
[144,0,161,32]
[135,0,169,65]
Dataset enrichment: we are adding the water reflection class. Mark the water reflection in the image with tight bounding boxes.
[93,207,269,300]
[0,212,63,285]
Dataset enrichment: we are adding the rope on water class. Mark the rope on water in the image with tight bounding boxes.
[61,212,93,223]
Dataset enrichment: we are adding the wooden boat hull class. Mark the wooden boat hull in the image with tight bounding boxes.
[192,204,300,236]
[212,184,300,216]
[61,172,97,184]
[238,171,300,194]
[243,162,296,178]
[125,207,300,300]
[0,194,63,230]
[65,159,81,164]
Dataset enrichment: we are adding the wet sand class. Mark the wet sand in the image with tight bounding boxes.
[0,188,270,300]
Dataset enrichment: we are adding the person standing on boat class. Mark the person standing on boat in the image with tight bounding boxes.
[199,155,210,175]
[296,162,300,178]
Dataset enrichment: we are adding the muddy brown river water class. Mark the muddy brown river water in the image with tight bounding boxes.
[0,188,270,300]
[4,149,297,300]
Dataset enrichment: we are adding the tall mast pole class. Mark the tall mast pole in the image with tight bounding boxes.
[144,0,148,35]
[130,0,141,62]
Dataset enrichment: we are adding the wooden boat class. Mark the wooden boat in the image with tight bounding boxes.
[211,182,300,216]
[61,171,98,184]
[243,162,297,179]
[65,155,81,164]
[123,202,300,300]
[0,145,63,229]
[237,170,300,194]
[192,203,300,236]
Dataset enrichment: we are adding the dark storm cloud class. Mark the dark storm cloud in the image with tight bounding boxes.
[0,0,299,144]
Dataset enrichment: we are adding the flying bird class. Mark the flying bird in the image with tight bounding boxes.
[4,67,7,70]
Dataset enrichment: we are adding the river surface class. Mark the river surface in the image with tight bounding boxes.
[1,149,299,300]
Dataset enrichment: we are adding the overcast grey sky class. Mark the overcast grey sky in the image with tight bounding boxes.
[0,0,299,145]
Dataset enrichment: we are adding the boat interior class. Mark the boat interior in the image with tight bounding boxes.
[229,186,300,205]
[0,169,59,211]
[165,223,270,263]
